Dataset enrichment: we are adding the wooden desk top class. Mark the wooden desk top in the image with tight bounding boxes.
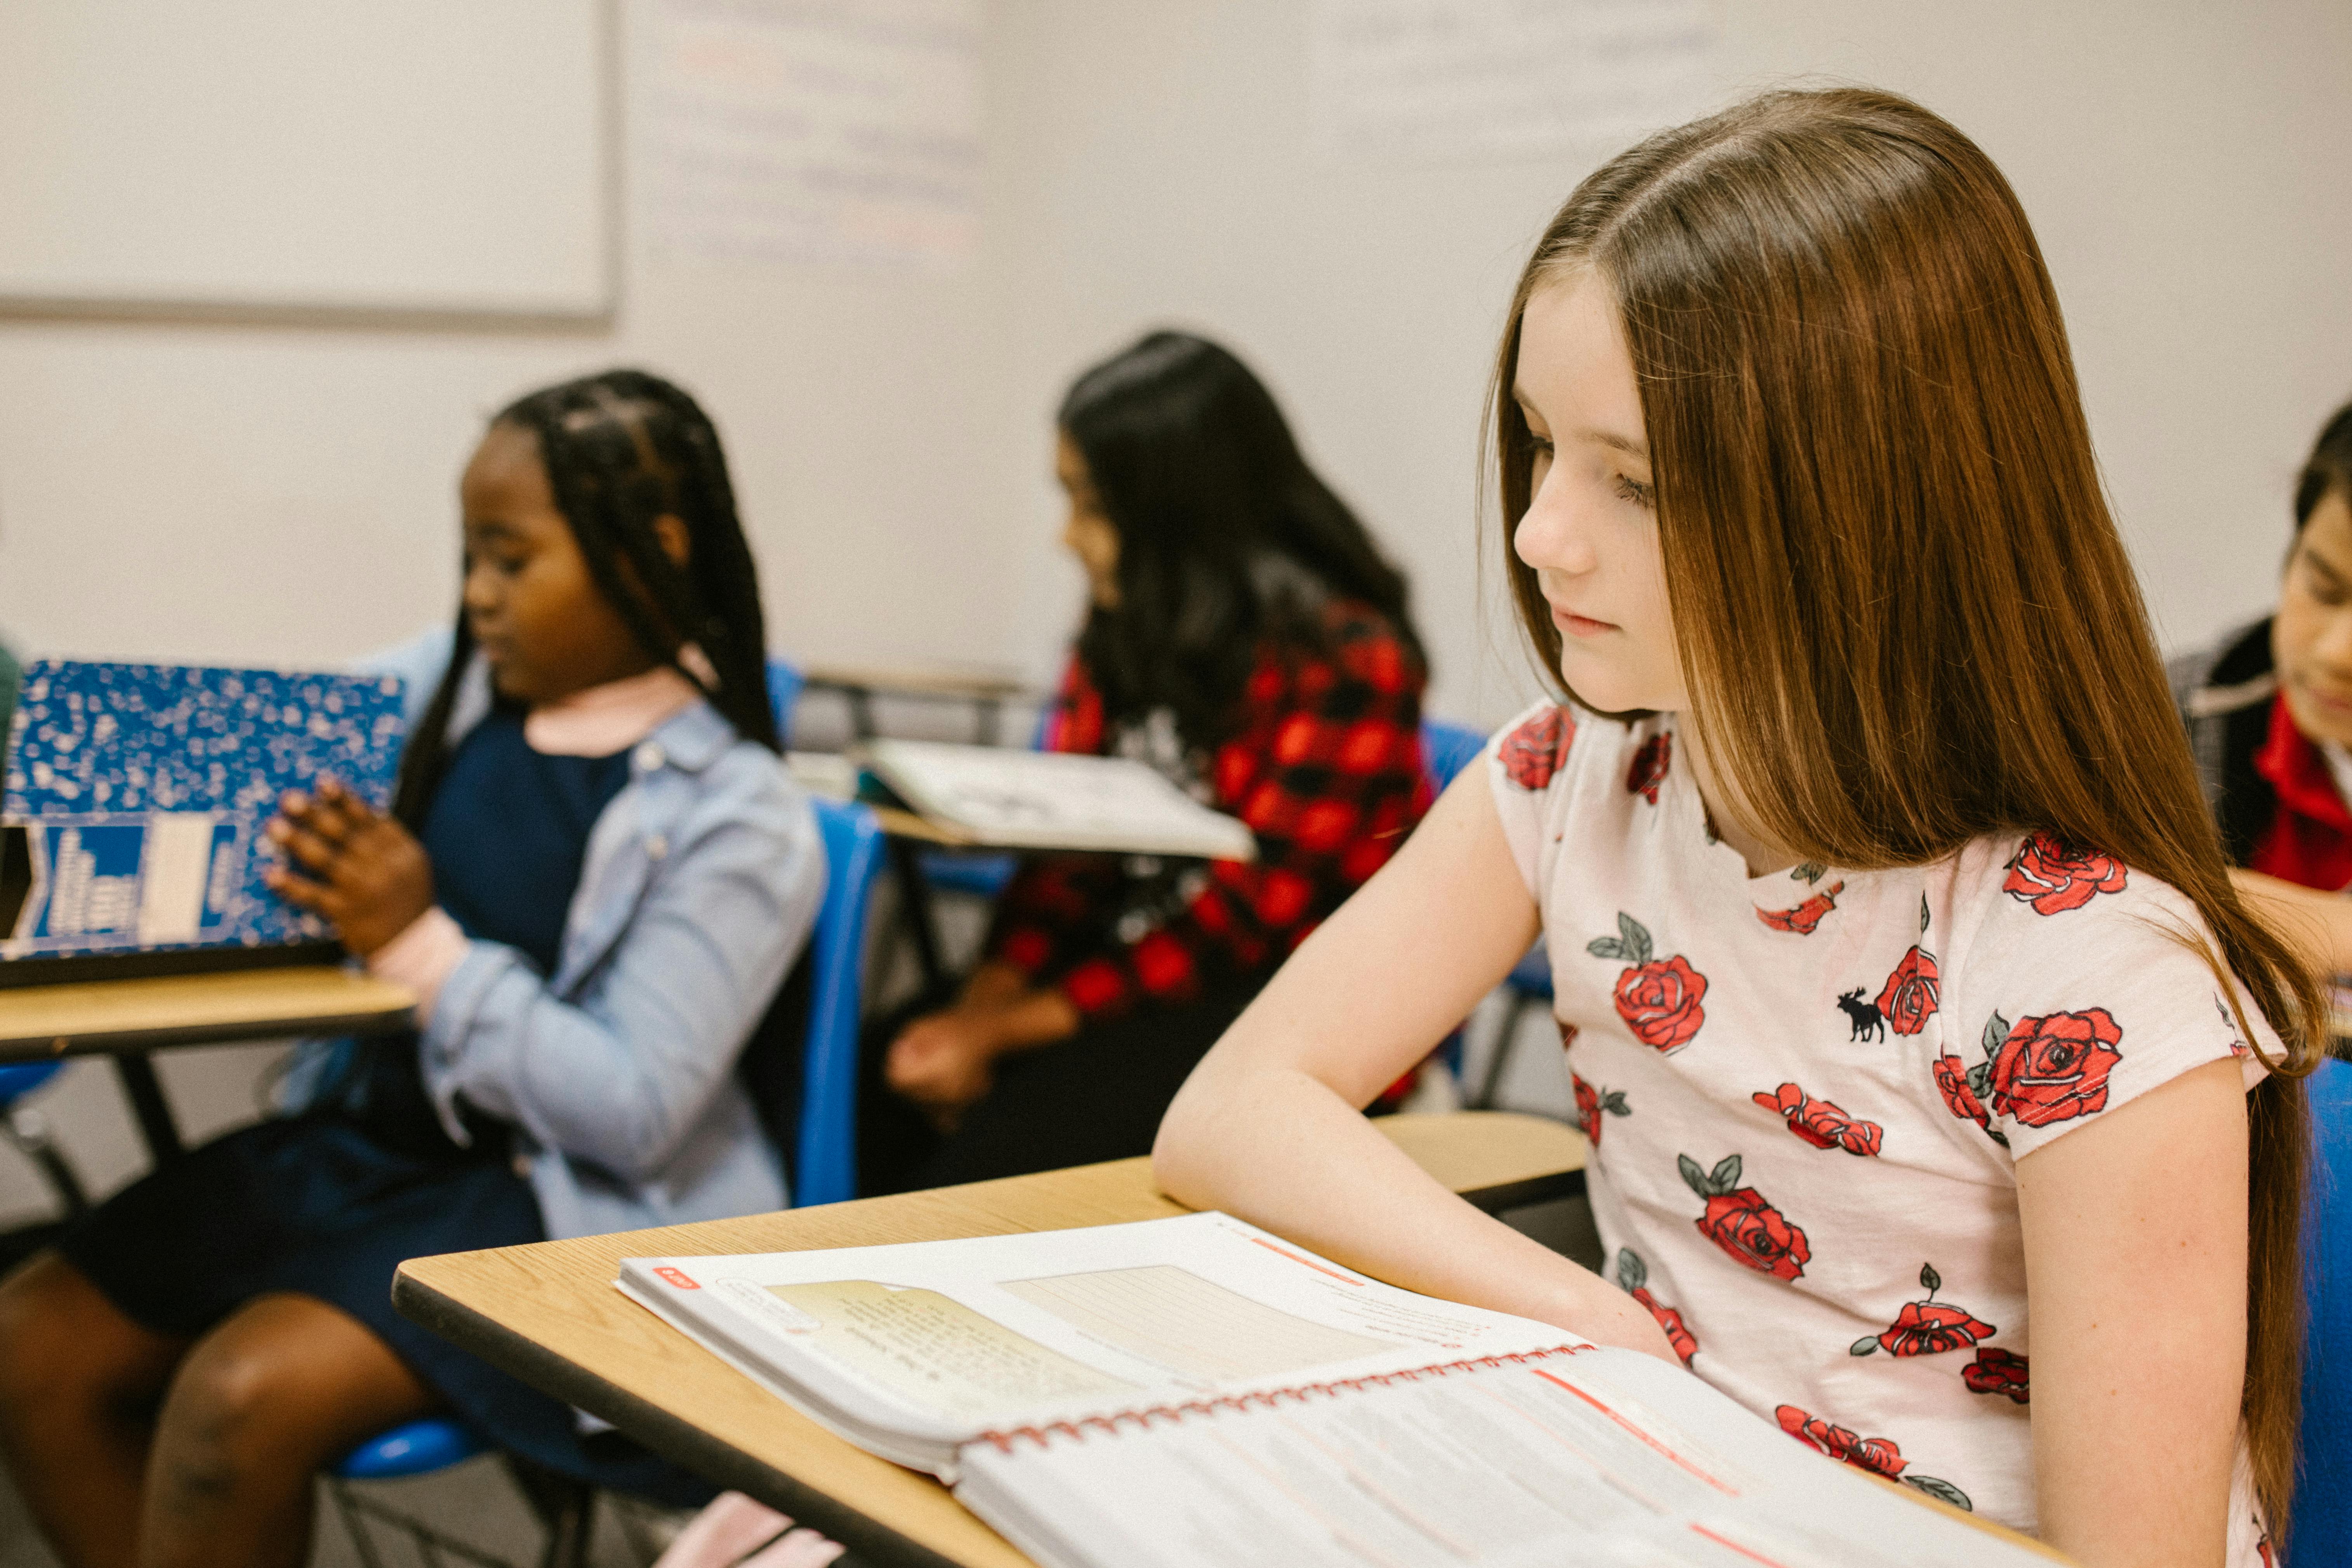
[396,1113,1588,1568]
[0,965,415,1060]
[868,803,979,848]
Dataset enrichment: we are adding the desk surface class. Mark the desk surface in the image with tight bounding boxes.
[0,964,415,1060]
[396,1113,1588,1568]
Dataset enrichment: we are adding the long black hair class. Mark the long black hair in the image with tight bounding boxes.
[2296,397,2352,530]
[391,369,776,827]
[1061,332,1423,747]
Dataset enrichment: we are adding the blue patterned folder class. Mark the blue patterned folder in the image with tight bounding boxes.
[0,661,408,974]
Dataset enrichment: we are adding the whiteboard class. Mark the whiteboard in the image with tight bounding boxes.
[0,1,615,322]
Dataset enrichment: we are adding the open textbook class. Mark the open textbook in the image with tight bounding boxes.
[856,739,1257,861]
[617,1213,2045,1568]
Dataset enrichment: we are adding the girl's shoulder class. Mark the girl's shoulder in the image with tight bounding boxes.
[1485,698,1658,796]
[1929,830,2276,1159]
[1484,699,1660,895]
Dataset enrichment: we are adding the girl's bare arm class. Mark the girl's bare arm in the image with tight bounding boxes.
[2230,867,2352,979]
[2017,1057,2249,1567]
[1152,766,1677,1360]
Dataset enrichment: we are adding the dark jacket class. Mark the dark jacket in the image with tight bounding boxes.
[2167,617,2279,866]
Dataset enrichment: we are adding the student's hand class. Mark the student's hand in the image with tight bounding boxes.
[885,1009,1004,1115]
[959,960,1030,1009]
[262,779,435,957]
[886,985,1084,1119]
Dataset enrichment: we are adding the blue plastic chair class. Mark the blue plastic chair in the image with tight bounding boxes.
[1412,717,1555,1109]
[330,792,888,1563]
[1419,718,1486,797]
[790,797,886,1206]
[2292,1056,2352,1563]
[1417,720,1488,1082]
[765,655,804,747]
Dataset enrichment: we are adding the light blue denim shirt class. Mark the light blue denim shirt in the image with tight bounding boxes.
[288,628,824,1240]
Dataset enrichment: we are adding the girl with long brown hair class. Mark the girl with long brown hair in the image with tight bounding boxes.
[1155,88,2320,1566]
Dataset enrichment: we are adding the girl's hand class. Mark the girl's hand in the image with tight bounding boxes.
[262,779,434,957]
[885,1010,1004,1115]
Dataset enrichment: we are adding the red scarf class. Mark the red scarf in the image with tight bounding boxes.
[2250,691,2352,891]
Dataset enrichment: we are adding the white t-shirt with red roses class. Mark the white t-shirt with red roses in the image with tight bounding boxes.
[1487,701,2276,1562]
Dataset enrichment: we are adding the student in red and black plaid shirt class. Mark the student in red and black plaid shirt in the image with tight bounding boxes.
[864,332,1429,1190]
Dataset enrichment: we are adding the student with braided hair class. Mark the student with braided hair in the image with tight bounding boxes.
[0,370,824,1568]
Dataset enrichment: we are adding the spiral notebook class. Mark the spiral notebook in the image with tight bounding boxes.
[618,1214,2043,1568]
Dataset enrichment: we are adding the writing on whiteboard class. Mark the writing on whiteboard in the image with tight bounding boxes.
[643,0,982,273]
[1310,0,1716,161]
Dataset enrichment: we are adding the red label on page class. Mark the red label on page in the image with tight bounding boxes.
[653,1266,700,1290]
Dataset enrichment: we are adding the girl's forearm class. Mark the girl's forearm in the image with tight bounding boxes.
[978,985,1083,1054]
[1155,1059,1677,1360]
[2230,867,2352,977]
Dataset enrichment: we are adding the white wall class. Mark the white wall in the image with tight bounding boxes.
[1,0,2347,735]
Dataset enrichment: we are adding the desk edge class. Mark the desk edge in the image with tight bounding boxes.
[390,1270,972,1568]
[1456,1167,1584,1214]
[0,1005,414,1059]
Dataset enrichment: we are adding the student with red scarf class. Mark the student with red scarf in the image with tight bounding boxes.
[2171,398,2352,979]
[863,332,1430,1191]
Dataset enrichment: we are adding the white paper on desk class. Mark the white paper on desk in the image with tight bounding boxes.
[620,1213,2046,1567]
[860,739,1258,860]
[1309,0,1717,162]
[616,1211,1575,1474]
[640,0,981,273]
[957,1347,2045,1568]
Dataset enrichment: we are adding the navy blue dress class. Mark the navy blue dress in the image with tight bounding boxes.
[61,710,713,1504]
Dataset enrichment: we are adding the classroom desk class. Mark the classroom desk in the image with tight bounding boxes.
[394,1112,1590,1568]
[802,663,1034,748]
[0,965,414,1161]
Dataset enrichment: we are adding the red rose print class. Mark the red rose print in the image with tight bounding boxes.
[1851,1264,1995,1358]
[1572,1073,1629,1149]
[1989,1008,2124,1128]
[1961,1346,2029,1404]
[1625,732,1671,804]
[1588,913,1708,1053]
[1498,707,1575,791]
[1680,1154,1808,1280]
[1933,1055,1993,1133]
[1615,1250,1696,1366]
[1773,1406,1904,1477]
[1774,1406,1975,1511]
[1753,1082,1882,1156]
[1614,958,1707,1051]
[2002,830,2128,916]
[1634,1291,1697,1366]
[1873,946,1940,1035]
[1757,879,1843,935]
[1934,1019,2015,1149]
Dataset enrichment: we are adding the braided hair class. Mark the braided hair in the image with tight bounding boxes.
[391,369,776,826]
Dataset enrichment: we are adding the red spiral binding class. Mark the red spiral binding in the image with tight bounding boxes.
[975,1342,1590,1453]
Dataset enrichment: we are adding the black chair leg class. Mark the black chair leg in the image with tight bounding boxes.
[3,1103,89,1217]
[1474,989,1536,1111]
[504,1455,597,1568]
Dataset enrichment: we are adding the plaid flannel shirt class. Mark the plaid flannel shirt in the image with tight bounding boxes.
[985,601,1429,1021]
